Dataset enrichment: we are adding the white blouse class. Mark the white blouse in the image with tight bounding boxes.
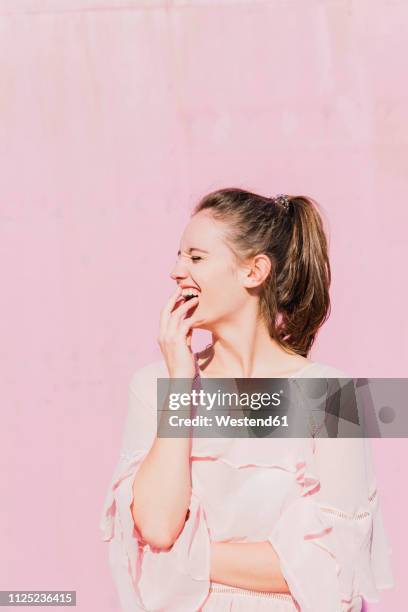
[100,357,394,611]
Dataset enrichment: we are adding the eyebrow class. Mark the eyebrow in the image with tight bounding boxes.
[177,247,209,255]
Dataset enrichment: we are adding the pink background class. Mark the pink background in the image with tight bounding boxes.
[0,1,406,610]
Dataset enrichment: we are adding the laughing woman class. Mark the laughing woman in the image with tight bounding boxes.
[100,188,394,611]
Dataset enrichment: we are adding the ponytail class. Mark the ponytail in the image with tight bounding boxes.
[273,196,331,356]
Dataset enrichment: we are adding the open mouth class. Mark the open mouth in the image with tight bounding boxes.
[180,288,200,302]
[180,290,200,317]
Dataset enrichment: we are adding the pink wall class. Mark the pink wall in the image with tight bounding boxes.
[0,1,405,610]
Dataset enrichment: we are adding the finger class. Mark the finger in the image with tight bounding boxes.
[164,286,183,315]
[179,316,195,343]
[186,328,192,348]
[167,297,199,335]
[159,286,182,335]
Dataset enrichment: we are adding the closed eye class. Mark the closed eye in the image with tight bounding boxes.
[191,256,202,262]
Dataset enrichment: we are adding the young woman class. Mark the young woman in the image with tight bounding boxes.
[100,189,394,611]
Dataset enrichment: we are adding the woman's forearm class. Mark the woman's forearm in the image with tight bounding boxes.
[210,541,291,594]
[131,437,192,549]
[131,382,194,549]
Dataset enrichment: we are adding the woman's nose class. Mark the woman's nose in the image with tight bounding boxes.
[169,259,189,281]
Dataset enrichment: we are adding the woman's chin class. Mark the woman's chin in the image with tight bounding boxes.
[186,304,213,329]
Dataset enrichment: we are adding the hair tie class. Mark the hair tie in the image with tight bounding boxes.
[273,194,290,212]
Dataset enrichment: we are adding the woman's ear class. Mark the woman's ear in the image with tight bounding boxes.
[241,254,272,289]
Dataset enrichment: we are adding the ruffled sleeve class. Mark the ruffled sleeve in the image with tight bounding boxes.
[99,364,212,611]
[267,377,394,611]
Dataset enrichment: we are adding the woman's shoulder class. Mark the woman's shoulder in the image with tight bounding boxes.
[130,357,168,381]
[300,360,352,379]
[129,357,168,399]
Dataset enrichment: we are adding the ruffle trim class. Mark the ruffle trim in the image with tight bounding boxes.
[100,437,393,611]
[191,436,394,611]
[99,450,212,611]
[268,492,393,611]
[191,437,321,496]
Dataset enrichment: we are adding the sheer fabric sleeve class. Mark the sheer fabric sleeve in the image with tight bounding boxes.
[99,365,212,612]
[267,377,394,611]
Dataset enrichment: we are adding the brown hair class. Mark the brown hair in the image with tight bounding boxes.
[192,188,331,358]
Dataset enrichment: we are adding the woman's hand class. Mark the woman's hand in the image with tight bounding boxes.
[158,286,199,378]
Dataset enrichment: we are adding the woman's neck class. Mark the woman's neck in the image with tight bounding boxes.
[197,327,309,378]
